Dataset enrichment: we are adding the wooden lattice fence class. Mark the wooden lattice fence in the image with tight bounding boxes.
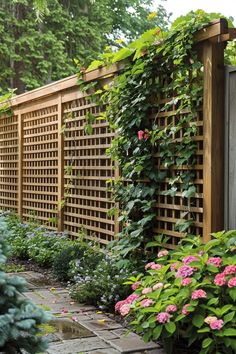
[0,19,235,246]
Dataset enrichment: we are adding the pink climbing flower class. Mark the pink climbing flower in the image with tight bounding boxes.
[176,265,194,278]
[191,289,207,300]
[156,312,170,323]
[120,304,131,316]
[138,130,144,140]
[142,287,153,295]
[143,131,150,140]
[182,256,198,265]
[166,305,177,313]
[158,250,169,258]
[131,281,141,290]
[228,277,236,288]
[223,265,236,275]
[153,282,164,290]
[207,257,222,267]
[209,319,224,330]
[181,277,192,286]
[140,299,154,307]
[214,273,226,286]
[182,304,191,316]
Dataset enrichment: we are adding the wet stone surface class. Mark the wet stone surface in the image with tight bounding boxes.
[16,271,165,353]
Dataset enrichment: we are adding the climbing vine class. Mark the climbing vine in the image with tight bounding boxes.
[78,11,227,261]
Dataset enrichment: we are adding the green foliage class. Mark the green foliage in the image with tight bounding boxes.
[0,263,26,273]
[0,217,50,353]
[52,244,87,281]
[69,253,133,311]
[5,213,73,266]
[79,11,227,261]
[116,230,236,354]
[0,0,170,93]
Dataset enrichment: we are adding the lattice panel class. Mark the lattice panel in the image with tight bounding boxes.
[63,96,116,244]
[22,105,58,228]
[0,114,18,211]
[153,74,203,248]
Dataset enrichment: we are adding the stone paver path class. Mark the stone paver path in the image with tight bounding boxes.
[11,271,165,354]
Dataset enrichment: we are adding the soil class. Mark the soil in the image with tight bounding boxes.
[7,256,63,288]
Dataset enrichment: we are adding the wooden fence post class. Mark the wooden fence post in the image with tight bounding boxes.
[202,40,225,242]
[17,113,23,218]
[57,93,64,232]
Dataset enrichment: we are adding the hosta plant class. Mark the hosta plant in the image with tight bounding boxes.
[116,231,236,354]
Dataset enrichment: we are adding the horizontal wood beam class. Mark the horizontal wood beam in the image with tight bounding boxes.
[0,19,234,111]
[194,18,228,43]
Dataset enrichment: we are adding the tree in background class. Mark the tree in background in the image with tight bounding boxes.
[0,0,170,94]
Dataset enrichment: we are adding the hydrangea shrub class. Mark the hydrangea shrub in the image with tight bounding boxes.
[116,231,236,354]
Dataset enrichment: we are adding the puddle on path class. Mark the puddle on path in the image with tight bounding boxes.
[48,318,94,340]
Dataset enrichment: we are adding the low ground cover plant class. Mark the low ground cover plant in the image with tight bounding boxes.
[69,253,133,311]
[116,231,236,354]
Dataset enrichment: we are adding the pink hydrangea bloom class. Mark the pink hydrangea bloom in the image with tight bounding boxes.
[156,312,170,323]
[176,265,194,278]
[214,273,226,286]
[153,282,164,290]
[204,316,218,324]
[223,265,236,275]
[191,289,207,300]
[158,250,169,258]
[182,256,198,265]
[115,300,125,312]
[142,287,152,295]
[166,305,177,313]
[125,293,139,304]
[209,319,224,330]
[170,262,179,271]
[140,299,154,307]
[151,263,162,270]
[207,257,222,267]
[131,281,141,290]
[228,277,236,288]
[120,304,131,316]
[138,130,144,140]
[182,304,191,315]
[181,277,192,286]
[145,262,155,270]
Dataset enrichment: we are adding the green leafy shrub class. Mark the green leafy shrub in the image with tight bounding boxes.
[116,231,236,354]
[0,218,50,353]
[69,253,134,311]
[52,244,87,281]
